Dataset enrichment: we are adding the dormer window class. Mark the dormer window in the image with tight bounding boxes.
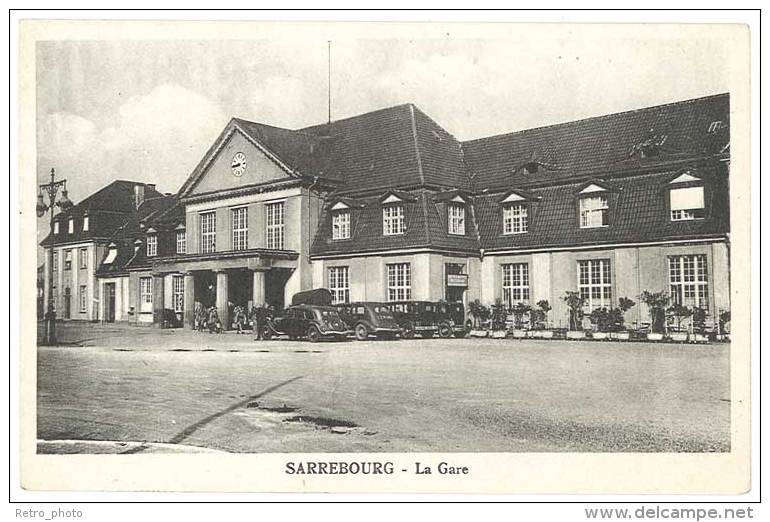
[68,218,74,234]
[146,233,157,257]
[579,195,609,228]
[447,198,466,236]
[669,171,705,221]
[103,243,118,265]
[82,214,89,231]
[331,202,351,240]
[577,183,612,229]
[53,221,59,234]
[382,195,406,236]
[500,192,531,235]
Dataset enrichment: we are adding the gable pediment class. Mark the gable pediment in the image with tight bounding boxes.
[580,183,607,194]
[181,122,297,198]
[331,201,350,211]
[669,172,702,184]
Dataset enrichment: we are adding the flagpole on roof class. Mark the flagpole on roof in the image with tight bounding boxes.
[327,40,331,124]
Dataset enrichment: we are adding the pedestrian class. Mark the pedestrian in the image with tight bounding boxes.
[208,306,222,334]
[252,303,268,341]
[233,305,246,334]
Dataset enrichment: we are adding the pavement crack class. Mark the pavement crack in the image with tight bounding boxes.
[166,375,304,445]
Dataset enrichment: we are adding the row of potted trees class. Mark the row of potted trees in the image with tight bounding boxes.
[466,291,730,343]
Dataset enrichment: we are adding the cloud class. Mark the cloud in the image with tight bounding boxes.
[37,83,229,203]
[248,75,324,129]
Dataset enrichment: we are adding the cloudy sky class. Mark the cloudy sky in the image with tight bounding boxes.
[36,33,729,220]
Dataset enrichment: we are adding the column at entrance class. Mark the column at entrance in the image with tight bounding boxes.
[252,270,265,307]
[183,271,195,329]
[152,274,165,328]
[216,270,229,330]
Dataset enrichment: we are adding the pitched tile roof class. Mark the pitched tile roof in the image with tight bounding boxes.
[40,180,166,246]
[311,188,480,257]
[474,167,729,252]
[462,93,729,191]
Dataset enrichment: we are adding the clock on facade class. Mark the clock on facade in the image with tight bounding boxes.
[231,152,247,177]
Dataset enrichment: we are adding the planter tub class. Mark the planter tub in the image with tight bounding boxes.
[491,330,507,339]
[529,330,543,339]
[669,332,689,342]
[511,330,528,339]
[469,329,489,338]
[592,332,609,340]
[692,334,709,343]
[613,332,631,341]
[541,330,554,339]
[566,331,586,340]
[646,333,664,341]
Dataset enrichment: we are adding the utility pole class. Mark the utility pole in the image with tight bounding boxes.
[36,168,74,345]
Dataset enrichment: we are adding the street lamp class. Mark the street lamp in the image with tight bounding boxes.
[37,168,74,345]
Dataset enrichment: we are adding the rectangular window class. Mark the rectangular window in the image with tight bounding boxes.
[387,263,411,301]
[332,211,351,240]
[503,203,528,234]
[68,218,74,234]
[670,186,705,221]
[64,249,72,270]
[53,222,59,234]
[382,205,405,235]
[501,263,530,308]
[139,277,153,313]
[146,235,157,257]
[83,215,89,231]
[448,204,465,235]
[328,266,350,304]
[231,207,249,250]
[79,285,87,313]
[52,251,58,272]
[173,275,185,313]
[79,248,88,269]
[579,195,609,228]
[199,212,216,254]
[266,202,285,249]
[176,230,186,254]
[578,259,612,311]
[669,255,709,309]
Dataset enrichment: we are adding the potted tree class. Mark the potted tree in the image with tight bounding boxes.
[468,300,491,337]
[511,302,531,338]
[640,291,668,341]
[717,310,731,342]
[667,303,692,342]
[691,306,709,343]
[563,291,587,339]
[589,307,611,340]
[534,300,553,338]
[490,299,509,339]
[611,297,636,340]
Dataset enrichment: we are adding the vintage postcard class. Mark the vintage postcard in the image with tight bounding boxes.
[17,18,752,494]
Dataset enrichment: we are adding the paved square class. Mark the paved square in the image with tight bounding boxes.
[37,323,730,453]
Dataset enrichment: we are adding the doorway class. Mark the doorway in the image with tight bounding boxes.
[193,271,217,309]
[265,268,293,311]
[445,263,468,303]
[104,283,116,322]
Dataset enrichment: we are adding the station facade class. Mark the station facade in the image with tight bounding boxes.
[41,93,731,330]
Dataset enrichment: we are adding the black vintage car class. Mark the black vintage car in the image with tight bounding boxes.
[436,301,470,338]
[385,301,441,339]
[262,304,351,342]
[335,302,401,341]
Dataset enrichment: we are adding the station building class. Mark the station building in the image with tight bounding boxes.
[41,93,731,330]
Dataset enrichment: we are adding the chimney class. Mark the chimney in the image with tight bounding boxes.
[146,183,156,192]
[134,184,145,209]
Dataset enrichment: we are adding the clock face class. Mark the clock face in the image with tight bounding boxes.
[231,152,247,177]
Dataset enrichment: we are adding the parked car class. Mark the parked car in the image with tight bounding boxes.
[385,301,441,339]
[436,301,469,338]
[262,304,351,342]
[335,302,402,341]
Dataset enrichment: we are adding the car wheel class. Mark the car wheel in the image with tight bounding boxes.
[307,326,321,343]
[438,322,453,338]
[355,324,369,341]
[401,321,415,339]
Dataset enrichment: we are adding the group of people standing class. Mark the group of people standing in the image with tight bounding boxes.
[194,302,274,340]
